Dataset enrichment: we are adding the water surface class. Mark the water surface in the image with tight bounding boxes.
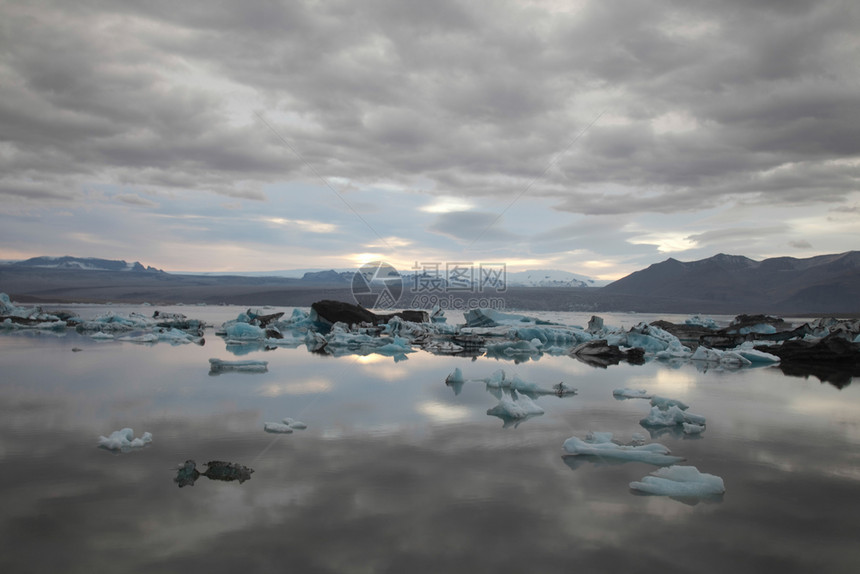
[1,306,858,573]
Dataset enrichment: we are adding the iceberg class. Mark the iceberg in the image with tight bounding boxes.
[562,432,684,466]
[690,346,752,367]
[685,315,719,329]
[224,322,267,340]
[683,423,706,435]
[649,396,689,411]
[612,388,653,400]
[464,309,554,328]
[283,417,307,430]
[208,358,268,374]
[486,390,545,426]
[98,428,152,451]
[481,369,560,395]
[264,422,293,434]
[641,405,706,427]
[626,322,690,356]
[629,465,725,497]
[731,342,781,364]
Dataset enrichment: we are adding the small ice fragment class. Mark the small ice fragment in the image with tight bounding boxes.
[630,465,725,497]
[446,368,465,385]
[264,422,293,434]
[683,423,706,434]
[91,332,115,340]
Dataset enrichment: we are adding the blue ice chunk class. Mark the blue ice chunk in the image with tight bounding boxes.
[224,322,267,340]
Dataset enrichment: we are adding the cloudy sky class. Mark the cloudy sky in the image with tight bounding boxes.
[1,0,858,279]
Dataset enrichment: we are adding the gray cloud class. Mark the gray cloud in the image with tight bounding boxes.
[0,0,856,268]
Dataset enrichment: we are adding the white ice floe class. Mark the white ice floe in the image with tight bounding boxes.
[641,405,706,427]
[731,342,781,364]
[264,417,307,433]
[264,422,293,433]
[481,369,559,395]
[690,346,752,367]
[98,428,152,451]
[630,465,725,497]
[486,390,545,420]
[562,432,684,466]
[90,332,115,340]
[683,423,706,435]
[208,358,269,373]
[685,315,719,329]
[613,388,653,399]
[78,311,155,332]
[649,396,689,411]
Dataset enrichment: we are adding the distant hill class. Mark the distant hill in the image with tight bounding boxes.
[10,256,164,273]
[603,251,860,313]
[2,252,858,313]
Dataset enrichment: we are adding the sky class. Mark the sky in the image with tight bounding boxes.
[0,0,858,280]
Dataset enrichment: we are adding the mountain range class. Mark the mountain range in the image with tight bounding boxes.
[1,252,858,313]
[602,251,860,313]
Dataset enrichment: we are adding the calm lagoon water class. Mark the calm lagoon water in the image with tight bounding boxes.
[1,305,859,573]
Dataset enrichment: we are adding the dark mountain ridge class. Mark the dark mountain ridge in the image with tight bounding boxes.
[11,256,164,273]
[604,251,860,313]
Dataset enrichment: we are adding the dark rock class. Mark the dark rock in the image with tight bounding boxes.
[174,460,201,488]
[777,362,858,389]
[249,310,285,328]
[202,460,254,483]
[587,315,604,333]
[758,334,860,365]
[311,300,428,326]
[570,340,644,368]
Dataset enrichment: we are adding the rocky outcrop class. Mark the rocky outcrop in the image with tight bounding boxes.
[310,300,428,326]
[570,339,645,368]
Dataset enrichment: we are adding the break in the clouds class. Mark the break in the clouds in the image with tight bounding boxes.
[0,0,857,277]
